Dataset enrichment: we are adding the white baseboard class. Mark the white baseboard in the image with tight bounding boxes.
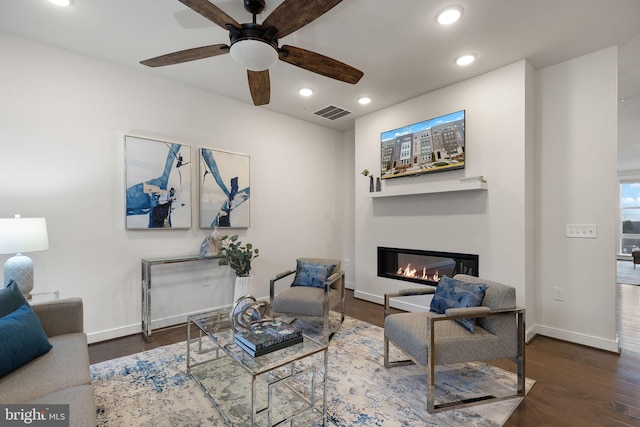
[353,290,431,312]
[88,324,141,344]
[533,324,620,353]
[353,290,383,305]
[87,303,242,344]
[525,327,537,343]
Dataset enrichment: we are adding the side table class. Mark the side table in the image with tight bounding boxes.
[30,290,60,303]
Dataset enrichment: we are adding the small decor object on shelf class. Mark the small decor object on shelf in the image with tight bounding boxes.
[199,226,223,256]
[376,177,381,192]
[459,175,487,183]
[361,169,374,192]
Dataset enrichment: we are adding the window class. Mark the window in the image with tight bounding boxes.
[620,181,640,255]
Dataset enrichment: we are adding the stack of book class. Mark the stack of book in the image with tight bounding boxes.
[234,321,303,357]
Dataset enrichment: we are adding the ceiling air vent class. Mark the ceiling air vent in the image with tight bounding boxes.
[313,105,352,120]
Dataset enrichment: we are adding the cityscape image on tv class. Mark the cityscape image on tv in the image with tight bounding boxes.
[380,110,465,179]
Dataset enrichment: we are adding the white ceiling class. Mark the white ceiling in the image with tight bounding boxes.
[1,0,639,168]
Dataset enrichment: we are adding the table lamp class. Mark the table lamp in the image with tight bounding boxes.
[0,214,49,299]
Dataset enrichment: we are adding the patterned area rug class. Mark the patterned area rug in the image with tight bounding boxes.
[91,317,534,426]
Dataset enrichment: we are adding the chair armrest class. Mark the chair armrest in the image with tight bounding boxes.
[430,306,525,324]
[269,269,296,303]
[31,298,84,337]
[274,270,296,281]
[325,271,344,289]
[444,306,491,317]
[384,287,436,318]
[398,288,436,296]
[323,271,345,298]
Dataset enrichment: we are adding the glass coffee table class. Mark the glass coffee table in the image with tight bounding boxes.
[187,307,328,426]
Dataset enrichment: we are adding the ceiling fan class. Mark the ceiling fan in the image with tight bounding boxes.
[140,0,364,106]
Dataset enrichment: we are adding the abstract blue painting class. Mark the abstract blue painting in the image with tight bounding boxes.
[125,136,192,229]
[200,148,250,228]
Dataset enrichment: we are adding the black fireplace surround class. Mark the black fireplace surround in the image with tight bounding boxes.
[377,246,478,286]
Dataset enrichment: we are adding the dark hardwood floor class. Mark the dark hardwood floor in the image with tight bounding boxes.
[89,287,640,426]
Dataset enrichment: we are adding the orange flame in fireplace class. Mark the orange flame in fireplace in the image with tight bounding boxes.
[397,263,440,282]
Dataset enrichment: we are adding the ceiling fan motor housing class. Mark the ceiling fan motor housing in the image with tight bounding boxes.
[227,23,278,49]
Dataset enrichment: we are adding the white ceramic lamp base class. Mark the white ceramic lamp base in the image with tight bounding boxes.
[4,253,35,299]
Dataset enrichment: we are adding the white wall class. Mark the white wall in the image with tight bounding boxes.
[354,61,531,311]
[0,32,347,343]
[535,47,619,351]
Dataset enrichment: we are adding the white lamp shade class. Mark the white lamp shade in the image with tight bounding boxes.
[229,39,278,71]
[0,216,49,254]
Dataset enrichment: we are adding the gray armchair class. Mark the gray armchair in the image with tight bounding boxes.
[269,258,345,343]
[383,274,525,414]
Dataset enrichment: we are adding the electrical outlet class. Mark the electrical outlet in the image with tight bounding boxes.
[344,258,351,267]
[553,287,564,301]
[203,275,212,286]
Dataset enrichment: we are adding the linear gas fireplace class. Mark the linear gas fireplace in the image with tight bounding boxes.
[378,247,478,286]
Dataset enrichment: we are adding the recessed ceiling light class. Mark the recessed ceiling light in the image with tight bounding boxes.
[435,5,463,25]
[358,96,372,105]
[454,53,477,66]
[298,88,314,97]
[48,0,73,6]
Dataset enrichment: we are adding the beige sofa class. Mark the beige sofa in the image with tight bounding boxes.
[0,298,96,426]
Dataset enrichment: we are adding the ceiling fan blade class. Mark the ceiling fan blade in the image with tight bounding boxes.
[279,45,363,84]
[178,0,240,30]
[262,0,344,38]
[140,44,229,67]
[248,70,270,106]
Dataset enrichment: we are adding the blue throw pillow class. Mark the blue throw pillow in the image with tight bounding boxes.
[291,260,337,288]
[430,277,487,333]
[0,304,52,378]
[0,280,29,318]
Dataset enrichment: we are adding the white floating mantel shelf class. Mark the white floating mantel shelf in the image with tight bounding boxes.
[367,177,488,198]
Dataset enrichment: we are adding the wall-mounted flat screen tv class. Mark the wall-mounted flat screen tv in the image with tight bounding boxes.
[380,110,465,179]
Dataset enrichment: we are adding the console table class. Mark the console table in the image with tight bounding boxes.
[141,255,224,340]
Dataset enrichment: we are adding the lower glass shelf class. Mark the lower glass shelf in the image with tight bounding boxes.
[189,352,325,427]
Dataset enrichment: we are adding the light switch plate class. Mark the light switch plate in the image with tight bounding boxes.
[566,224,597,239]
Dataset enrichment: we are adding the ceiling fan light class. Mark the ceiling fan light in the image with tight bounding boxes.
[455,53,477,66]
[435,5,463,25]
[230,39,278,71]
